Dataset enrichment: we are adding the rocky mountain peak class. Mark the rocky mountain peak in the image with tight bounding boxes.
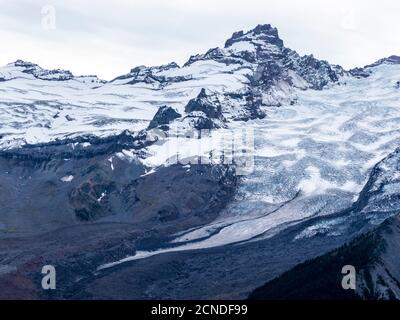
[368,55,400,68]
[185,88,222,118]
[9,59,74,81]
[225,23,283,49]
[111,62,182,86]
[350,55,400,78]
[385,55,400,63]
[182,88,226,130]
[147,105,182,131]
[128,62,179,75]
[12,59,38,68]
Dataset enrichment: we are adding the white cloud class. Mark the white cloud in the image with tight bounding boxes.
[0,0,399,79]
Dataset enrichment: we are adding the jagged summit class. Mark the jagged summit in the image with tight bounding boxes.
[350,55,400,78]
[182,23,341,90]
[368,55,400,68]
[185,23,285,66]
[2,59,104,84]
[2,25,400,88]
[225,24,283,48]
[12,59,37,68]
[128,62,180,74]
[9,59,74,81]
[147,105,182,131]
[110,62,182,85]
[182,88,226,130]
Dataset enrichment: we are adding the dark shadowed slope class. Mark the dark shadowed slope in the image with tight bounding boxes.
[250,148,400,300]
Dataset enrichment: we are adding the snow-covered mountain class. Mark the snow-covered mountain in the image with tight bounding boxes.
[0,24,343,150]
[0,24,400,300]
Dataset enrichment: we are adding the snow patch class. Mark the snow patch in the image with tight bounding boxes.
[60,175,74,182]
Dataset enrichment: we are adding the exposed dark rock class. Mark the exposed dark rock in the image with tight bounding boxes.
[0,131,149,165]
[350,55,400,79]
[252,61,283,88]
[225,24,283,49]
[352,147,400,219]
[13,59,74,81]
[249,214,400,300]
[366,55,400,68]
[183,114,220,130]
[110,63,188,86]
[182,89,226,130]
[289,54,339,89]
[350,67,371,78]
[147,105,181,130]
[185,88,223,119]
[229,89,266,121]
[0,131,238,235]
[225,25,339,90]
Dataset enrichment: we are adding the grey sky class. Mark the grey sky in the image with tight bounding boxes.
[0,0,399,80]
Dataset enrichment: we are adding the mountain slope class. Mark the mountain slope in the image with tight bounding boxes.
[249,214,400,300]
[1,23,400,300]
[249,147,400,300]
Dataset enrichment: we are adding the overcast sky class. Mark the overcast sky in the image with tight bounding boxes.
[0,0,399,80]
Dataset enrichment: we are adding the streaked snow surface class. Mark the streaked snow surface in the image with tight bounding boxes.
[0,59,249,149]
[99,64,400,268]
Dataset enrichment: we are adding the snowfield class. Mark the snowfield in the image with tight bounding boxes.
[0,59,250,149]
